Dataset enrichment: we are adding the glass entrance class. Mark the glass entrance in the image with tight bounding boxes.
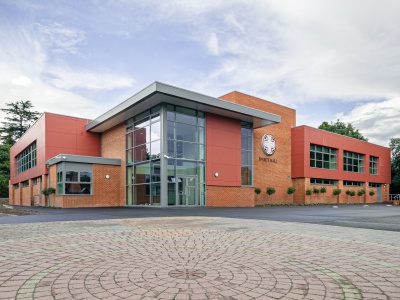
[177,176,197,206]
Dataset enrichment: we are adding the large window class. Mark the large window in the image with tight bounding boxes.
[370,156,378,175]
[126,106,161,206]
[344,180,364,187]
[344,151,364,173]
[310,144,337,169]
[310,178,337,185]
[56,163,92,195]
[166,105,206,206]
[16,142,37,174]
[241,122,253,186]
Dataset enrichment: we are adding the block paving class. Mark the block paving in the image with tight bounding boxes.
[0,217,399,299]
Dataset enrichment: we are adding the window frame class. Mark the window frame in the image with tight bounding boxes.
[343,151,364,173]
[310,144,337,170]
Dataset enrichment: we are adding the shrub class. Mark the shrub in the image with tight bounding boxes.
[333,189,341,196]
[255,187,262,195]
[357,190,365,197]
[320,187,327,194]
[266,187,276,195]
[369,190,375,196]
[41,187,55,196]
[306,189,312,196]
[313,188,320,194]
[287,187,296,195]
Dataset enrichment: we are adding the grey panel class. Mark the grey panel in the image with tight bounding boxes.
[86,82,281,132]
[47,154,121,167]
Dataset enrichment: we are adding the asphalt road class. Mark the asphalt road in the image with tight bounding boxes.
[1,204,399,231]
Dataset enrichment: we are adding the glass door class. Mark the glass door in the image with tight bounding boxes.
[177,176,197,206]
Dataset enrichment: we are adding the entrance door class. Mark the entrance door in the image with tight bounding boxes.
[177,176,197,206]
[377,185,382,203]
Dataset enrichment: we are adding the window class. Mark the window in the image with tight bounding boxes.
[310,144,336,169]
[370,156,378,175]
[13,183,19,189]
[32,177,39,185]
[56,163,93,195]
[368,182,381,187]
[310,178,337,185]
[344,151,364,173]
[21,180,29,188]
[65,171,92,194]
[16,142,37,174]
[241,122,253,186]
[343,180,364,187]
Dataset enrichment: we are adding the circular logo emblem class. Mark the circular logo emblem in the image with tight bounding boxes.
[261,134,276,156]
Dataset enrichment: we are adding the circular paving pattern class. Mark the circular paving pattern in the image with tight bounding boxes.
[0,217,399,299]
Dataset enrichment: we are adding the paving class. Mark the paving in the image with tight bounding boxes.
[0,214,399,299]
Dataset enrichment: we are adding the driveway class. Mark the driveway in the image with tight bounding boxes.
[1,204,399,231]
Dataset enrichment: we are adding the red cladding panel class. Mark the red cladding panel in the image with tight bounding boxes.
[206,113,241,186]
[291,126,391,183]
[10,113,100,185]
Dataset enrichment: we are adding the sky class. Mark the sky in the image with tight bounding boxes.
[0,0,399,147]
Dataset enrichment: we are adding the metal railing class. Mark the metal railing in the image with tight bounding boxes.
[389,194,400,201]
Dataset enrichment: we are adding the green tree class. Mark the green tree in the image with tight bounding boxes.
[0,101,40,198]
[0,144,11,197]
[318,120,368,141]
[390,138,400,194]
[0,100,40,145]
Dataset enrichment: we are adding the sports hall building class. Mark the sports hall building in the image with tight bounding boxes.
[8,82,391,208]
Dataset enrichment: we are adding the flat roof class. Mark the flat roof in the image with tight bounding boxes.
[86,82,281,132]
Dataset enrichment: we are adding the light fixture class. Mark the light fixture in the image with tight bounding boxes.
[214,172,219,177]
[105,175,110,179]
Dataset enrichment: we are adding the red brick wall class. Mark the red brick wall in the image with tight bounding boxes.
[206,186,254,207]
[52,164,122,208]
[219,91,296,205]
[101,123,126,206]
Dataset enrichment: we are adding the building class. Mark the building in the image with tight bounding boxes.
[9,82,391,207]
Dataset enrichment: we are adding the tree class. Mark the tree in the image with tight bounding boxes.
[0,101,40,198]
[390,138,400,194]
[318,120,368,141]
[0,100,40,145]
[287,187,296,203]
[0,144,11,198]
[266,187,275,203]
[333,189,341,204]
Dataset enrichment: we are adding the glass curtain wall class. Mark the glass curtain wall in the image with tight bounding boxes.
[167,105,206,206]
[126,105,161,205]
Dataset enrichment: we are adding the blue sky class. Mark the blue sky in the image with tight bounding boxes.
[0,0,399,146]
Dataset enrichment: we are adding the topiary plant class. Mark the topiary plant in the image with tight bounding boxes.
[255,187,261,195]
[266,187,276,203]
[333,188,341,204]
[41,187,56,206]
[306,189,312,196]
[369,190,375,196]
[287,187,296,204]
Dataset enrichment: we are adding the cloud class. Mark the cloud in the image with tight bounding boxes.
[11,76,32,87]
[34,22,85,54]
[335,97,400,146]
[44,66,135,90]
[206,32,219,56]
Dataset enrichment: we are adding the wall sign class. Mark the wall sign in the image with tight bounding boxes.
[261,134,276,156]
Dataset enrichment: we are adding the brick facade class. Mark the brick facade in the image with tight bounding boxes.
[217,91,296,205]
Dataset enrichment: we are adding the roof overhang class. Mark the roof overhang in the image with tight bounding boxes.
[47,154,121,167]
[86,82,281,132]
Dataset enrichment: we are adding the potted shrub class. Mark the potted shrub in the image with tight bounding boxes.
[266,187,276,203]
[333,189,341,204]
[287,187,296,203]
